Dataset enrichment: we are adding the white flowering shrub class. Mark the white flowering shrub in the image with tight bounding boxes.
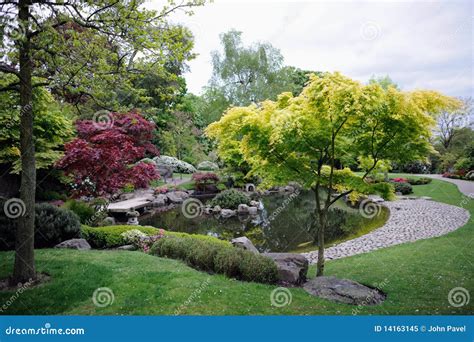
[121,229,148,246]
[152,156,196,174]
[197,161,219,171]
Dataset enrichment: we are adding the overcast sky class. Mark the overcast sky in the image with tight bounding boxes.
[159,0,473,97]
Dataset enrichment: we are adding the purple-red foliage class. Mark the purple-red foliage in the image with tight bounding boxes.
[57,111,160,196]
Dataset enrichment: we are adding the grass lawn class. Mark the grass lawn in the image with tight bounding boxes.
[0,176,472,315]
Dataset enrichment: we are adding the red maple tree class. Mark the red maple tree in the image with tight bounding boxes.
[57,111,160,196]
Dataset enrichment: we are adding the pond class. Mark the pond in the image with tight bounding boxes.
[140,190,389,253]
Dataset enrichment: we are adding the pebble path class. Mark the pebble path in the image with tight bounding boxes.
[302,199,470,264]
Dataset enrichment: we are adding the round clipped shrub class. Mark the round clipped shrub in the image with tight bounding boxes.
[35,203,82,248]
[210,189,250,210]
[406,177,432,185]
[390,181,413,195]
[0,201,81,250]
[197,161,219,171]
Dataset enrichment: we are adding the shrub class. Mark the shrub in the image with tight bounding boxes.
[36,190,67,201]
[370,182,395,200]
[406,177,432,185]
[214,247,243,278]
[81,225,161,248]
[63,199,96,224]
[151,236,278,284]
[239,250,279,284]
[391,177,408,183]
[389,181,413,195]
[121,229,148,245]
[197,161,219,171]
[0,202,81,250]
[192,172,220,192]
[121,228,165,252]
[35,203,82,248]
[153,155,196,174]
[210,189,250,209]
[56,111,160,196]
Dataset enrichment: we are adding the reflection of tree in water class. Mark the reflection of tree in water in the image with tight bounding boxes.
[141,190,386,252]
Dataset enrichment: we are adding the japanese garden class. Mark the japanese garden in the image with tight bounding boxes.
[0,0,472,316]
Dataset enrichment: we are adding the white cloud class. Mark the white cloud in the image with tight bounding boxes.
[155,0,473,97]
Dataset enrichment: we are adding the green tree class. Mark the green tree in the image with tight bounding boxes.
[207,72,459,276]
[0,82,74,173]
[0,0,204,284]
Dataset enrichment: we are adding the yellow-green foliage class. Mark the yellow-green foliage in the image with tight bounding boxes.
[0,86,74,173]
[207,71,460,194]
[81,225,231,249]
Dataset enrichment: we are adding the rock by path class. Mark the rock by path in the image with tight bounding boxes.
[302,199,470,264]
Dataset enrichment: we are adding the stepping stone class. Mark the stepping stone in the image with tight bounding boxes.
[303,276,386,305]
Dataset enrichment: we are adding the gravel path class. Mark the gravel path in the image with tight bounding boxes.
[302,199,470,264]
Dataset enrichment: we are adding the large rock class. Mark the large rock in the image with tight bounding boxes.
[220,209,236,218]
[237,204,249,214]
[231,236,259,254]
[303,276,386,305]
[152,194,168,207]
[248,206,258,215]
[55,238,91,251]
[263,253,308,285]
[166,191,189,204]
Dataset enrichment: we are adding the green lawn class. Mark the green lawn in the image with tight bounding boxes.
[0,176,472,315]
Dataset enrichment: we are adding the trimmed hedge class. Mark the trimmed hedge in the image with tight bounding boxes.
[81,225,232,249]
[406,177,432,185]
[81,225,161,248]
[151,236,278,284]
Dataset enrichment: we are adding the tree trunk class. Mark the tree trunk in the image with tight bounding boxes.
[313,187,327,277]
[12,0,36,284]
